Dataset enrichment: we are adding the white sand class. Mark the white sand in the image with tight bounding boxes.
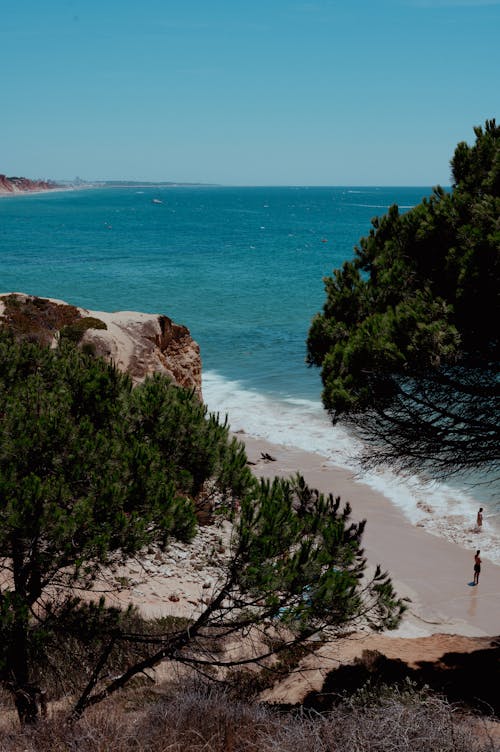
[103,431,499,639]
[241,434,500,638]
[100,431,499,706]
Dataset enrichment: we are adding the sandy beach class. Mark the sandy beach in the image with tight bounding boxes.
[105,430,500,638]
[239,434,500,706]
[99,430,499,708]
[241,434,500,639]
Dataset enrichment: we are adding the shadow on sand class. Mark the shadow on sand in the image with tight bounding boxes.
[300,639,500,715]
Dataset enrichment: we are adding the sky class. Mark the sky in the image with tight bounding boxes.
[1,0,498,185]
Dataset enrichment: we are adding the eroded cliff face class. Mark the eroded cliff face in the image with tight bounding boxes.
[0,175,61,194]
[82,308,202,397]
[0,293,202,398]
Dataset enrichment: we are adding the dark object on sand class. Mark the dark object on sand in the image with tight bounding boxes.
[261,452,276,462]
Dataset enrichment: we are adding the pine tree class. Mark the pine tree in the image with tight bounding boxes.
[307,120,500,476]
[0,332,404,723]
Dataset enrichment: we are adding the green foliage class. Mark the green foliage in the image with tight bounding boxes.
[0,332,257,721]
[307,120,500,474]
[126,374,253,503]
[234,475,373,630]
[71,469,405,718]
[59,316,107,344]
[0,332,404,723]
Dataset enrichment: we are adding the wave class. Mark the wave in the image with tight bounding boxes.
[349,203,416,210]
[203,370,500,563]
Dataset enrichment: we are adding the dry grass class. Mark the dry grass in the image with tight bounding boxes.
[0,294,106,345]
[0,680,497,752]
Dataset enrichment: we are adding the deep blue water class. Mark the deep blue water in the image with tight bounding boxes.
[0,185,428,400]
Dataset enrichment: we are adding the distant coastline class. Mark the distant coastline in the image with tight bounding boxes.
[0,177,217,198]
[0,173,66,196]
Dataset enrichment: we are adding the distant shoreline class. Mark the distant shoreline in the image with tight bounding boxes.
[0,182,218,199]
[0,184,79,199]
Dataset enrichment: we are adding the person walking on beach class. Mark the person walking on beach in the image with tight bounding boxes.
[476,507,483,530]
[473,550,481,585]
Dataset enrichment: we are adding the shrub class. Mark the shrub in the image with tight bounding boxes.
[59,316,107,344]
[0,680,496,752]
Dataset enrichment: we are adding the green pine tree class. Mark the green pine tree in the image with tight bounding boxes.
[307,120,500,476]
[0,332,404,724]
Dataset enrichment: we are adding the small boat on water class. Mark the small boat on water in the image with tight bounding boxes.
[152,198,163,205]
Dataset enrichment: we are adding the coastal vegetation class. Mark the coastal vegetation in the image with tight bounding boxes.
[2,127,499,746]
[0,331,404,725]
[307,119,500,477]
[1,679,496,752]
[0,294,107,347]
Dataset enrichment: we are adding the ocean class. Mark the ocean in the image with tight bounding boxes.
[1,185,498,561]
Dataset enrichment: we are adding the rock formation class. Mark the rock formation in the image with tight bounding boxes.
[81,308,202,397]
[0,293,202,398]
[0,174,61,194]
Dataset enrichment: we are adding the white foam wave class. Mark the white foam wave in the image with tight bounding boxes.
[203,370,357,463]
[349,203,415,210]
[203,370,500,563]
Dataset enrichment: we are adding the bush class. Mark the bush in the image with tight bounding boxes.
[59,316,107,344]
[1,294,81,344]
[0,681,496,751]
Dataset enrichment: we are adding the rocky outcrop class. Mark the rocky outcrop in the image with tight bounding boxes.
[81,308,202,397]
[0,174,61,194]
[0,293,202,398]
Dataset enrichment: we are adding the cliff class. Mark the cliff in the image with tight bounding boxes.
[0,174,61,194]
[0,293,202,398]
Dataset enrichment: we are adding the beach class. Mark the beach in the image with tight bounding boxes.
[103,433,499,633]
[241,434,500,639]
[241,434,500,708]
[2,185,498,702]
[98,430,499,708]
[100,429,500,639]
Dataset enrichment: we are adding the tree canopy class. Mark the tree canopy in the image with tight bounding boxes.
[0,333,404,724]
[307,120,500,477]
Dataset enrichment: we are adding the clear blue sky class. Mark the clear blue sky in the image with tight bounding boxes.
[2,0,498,185]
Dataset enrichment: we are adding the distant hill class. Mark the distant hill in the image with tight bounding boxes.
[0,174,61,194]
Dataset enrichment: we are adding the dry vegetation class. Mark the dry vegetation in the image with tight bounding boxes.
[0,294,106,345]
[0,680,497,752]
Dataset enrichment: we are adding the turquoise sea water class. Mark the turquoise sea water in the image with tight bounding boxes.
[1,185,498,560]
[1,185,423,399]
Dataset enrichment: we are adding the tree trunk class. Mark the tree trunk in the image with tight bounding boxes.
[9,539,42,725]
[8,626,42,724]
[12,684,42,725]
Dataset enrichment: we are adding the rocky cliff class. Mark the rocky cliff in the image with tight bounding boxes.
[0,174,61,194]
[0,293,202,398]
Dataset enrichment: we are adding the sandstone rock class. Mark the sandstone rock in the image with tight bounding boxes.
[0,293,202,398]
[82,309,202,397]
